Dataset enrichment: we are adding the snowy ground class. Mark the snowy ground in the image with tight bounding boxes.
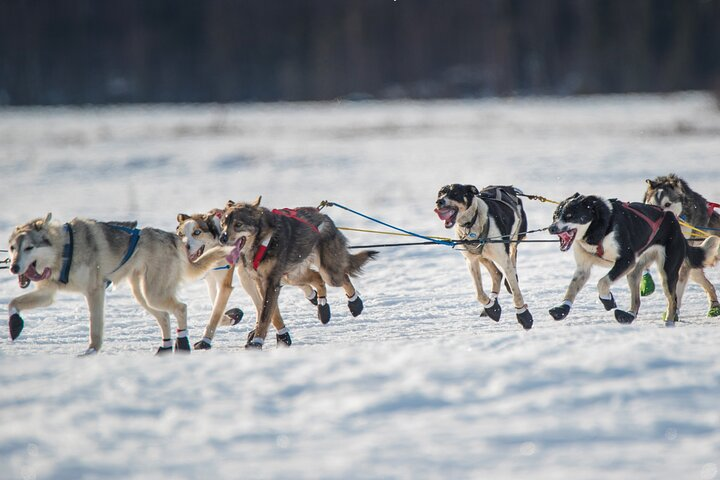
[1,93,719,479]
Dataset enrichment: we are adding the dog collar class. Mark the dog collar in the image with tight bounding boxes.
[460,208,479,231]
[252,234,273,270]
[58,223,74,284]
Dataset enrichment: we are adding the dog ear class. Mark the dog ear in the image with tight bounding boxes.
[177,213,190,223]
[468,185,479,196]
[251,195,262,207]
[226,200,236,208]
[34,213,52,230]
[645,179,658,189]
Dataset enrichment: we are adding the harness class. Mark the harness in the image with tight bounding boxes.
[707,202,720,217]
[595,202,665,259]
[250,208,321,270]
[59,223,74,284]
[104,224,141,287]
[460,186,522,254]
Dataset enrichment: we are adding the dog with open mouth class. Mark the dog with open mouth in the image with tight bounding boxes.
[7,213,228,355]
[548,193,720,325]
[220,197,377,349]
[435,184,534,330]
[177,208,333,349]
[643,174,720,317]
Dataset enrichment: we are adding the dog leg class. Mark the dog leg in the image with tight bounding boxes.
[659,261,681,326]
[272,310,292,347]
[196,266,235,350]
[491,253,532,330]
[292,269,330,324]
[549,261,592,321]
[247,280,282,349]
[8,286,58,341]
[597,256,635,312]
[466,257,500,321]
[616,263,645,324]
[129,274,173,354]
[689,268,720,316]
[84,287,106,354]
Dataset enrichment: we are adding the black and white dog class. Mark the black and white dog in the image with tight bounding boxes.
[435,184,533,330]
[548,193,719,325]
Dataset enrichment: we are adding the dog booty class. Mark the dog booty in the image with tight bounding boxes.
[155,346,173,356]
[347,294,364,317]
[276,329,292,347]
[9,313,24,341]
[174,336,191,353]
[483,298,502,322]
[599,293,617,311]
[614,310,636,324]
[640,272,655,297]
[194,338,212,350]
[307,290,319,306]
[318,302,331,324]
[708,303,720,318]
[549,302,571,321]
[224,308,244,326]
[516,306,533,330]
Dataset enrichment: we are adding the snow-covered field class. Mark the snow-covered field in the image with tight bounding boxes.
[1,93,719,479]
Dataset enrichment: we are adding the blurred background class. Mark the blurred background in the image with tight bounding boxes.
[1,0,719,106]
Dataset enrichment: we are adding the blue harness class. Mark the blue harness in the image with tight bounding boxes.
[58,222,141,287]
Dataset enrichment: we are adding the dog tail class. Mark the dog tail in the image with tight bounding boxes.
[347,250,379,277]
[686,236,720,269]
[184,246,231,279]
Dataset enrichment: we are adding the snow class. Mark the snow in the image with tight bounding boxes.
[1,93,720,479]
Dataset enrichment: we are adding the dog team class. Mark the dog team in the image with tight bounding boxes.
[5,173,719,354]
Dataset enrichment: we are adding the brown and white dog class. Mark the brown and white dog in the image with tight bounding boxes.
[177,208,331,349]
[435,184,533,330]
[220,197,377,349]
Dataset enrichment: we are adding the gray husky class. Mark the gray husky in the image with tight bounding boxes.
[644,174,720,316]
[7,213,227,354]
[220,197,377,349]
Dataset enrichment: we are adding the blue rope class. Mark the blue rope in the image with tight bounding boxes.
[679,215,720,232]
[323,201,456,246]
[213,265,231,270]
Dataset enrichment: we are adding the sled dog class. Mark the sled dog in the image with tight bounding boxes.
[548,193,720,324]
[643,174,720,316]
[220,197,377,349]
[7,213,227,354]
[177,208,332,349]
[435,184,533,329]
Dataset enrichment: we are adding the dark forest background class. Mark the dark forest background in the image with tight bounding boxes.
[1,0,719,106]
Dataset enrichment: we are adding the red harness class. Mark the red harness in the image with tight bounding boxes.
[708,202,720,217]
[596,203,665,258]
[251,208,320,270]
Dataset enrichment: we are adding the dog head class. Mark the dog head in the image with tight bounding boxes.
[435,184,479,228]
[643,174,684,217]
[8,213,55,288]
[548,193,608,251]
[176,209,223,263]
[220,196,269,265]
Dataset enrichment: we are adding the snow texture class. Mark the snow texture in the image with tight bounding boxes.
[1,93,719,480]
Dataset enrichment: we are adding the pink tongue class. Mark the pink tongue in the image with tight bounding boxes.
[27,263,51,281]
[225,238,245,265]
[434,208,455,221]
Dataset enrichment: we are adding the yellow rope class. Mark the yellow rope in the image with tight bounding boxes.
[678,219,711,238]
[523,194,560,205]
[338,226,453,242]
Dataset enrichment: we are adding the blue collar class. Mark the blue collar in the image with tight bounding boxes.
[58,223,74,284]
[213,265,231,271]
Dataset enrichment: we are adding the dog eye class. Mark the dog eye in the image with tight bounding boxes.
[234,222,242,230]
[193,229,201,236]
[664,202,671,208]
[23,245,34,252]
[9,245,14,251]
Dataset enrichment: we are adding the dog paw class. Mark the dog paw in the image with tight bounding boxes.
[318,303,331,324]
[599,293,616,311]
[9,313,24,341]
[307,290,319,306]
[483,298,502,322]
[78,347,98,357]
[549,304,571,321]
[614,310,636,324]
[708,304,720,317]
[155,346,173,356]
[194,339,212,350]
[276,331,292,347]
[174,336,191,353]
[223,308,244,326]
[516,307,533,330]
[244,341,263,350]
[348,296,364,317]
